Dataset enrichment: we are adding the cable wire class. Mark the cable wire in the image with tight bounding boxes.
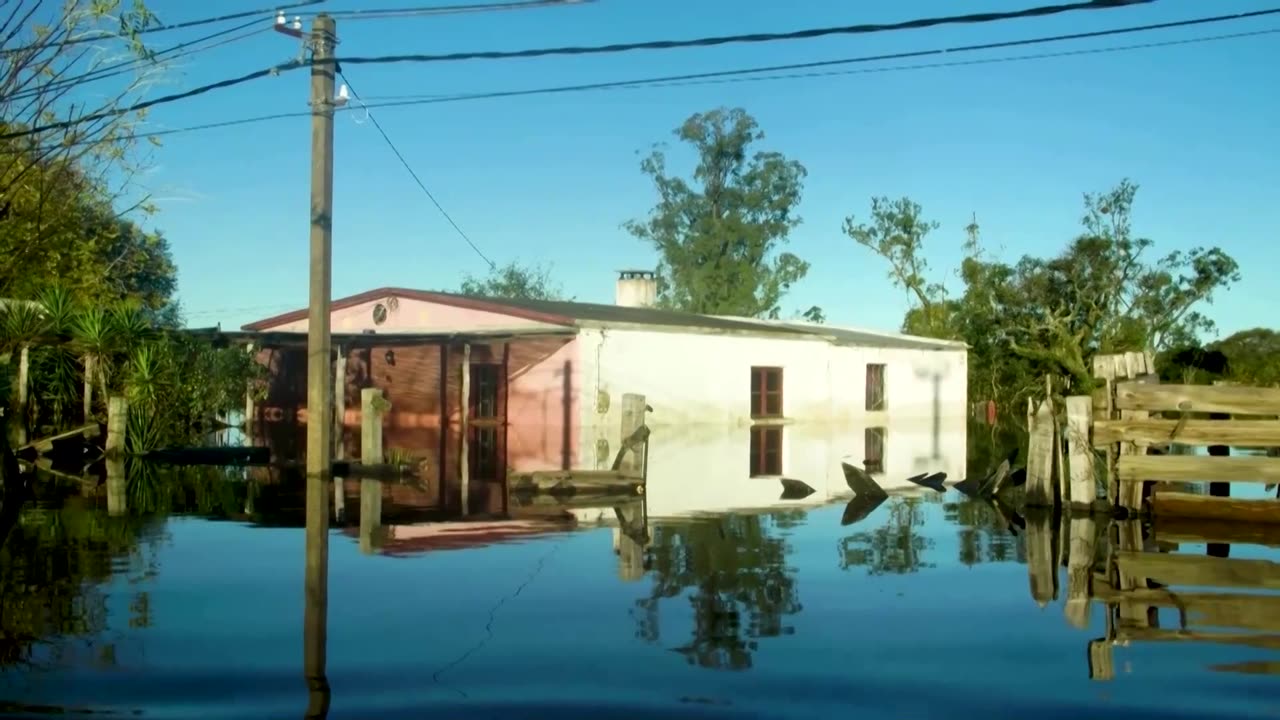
[339,69,496,269]
[7,19,272,103]
[0,0,323,56]
[319,0,592,20]
[41,19,1277,149]
[364,7,1280,104]
[334,0,1155,66]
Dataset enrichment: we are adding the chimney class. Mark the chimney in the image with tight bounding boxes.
[615,270,657,308]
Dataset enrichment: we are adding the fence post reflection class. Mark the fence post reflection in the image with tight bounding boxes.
[303,471,331,718]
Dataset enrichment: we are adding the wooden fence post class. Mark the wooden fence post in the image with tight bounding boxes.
[618,393,647,476]
[1025,508,1059,607]
[1026,394,1056,507]
[1064,515,1098,629]
[359,472,383,555]
[1065,395,1096,506]
[460,342,471,516]
[332,347,347,523]
[361,388,384,464]
[105,396,128,460]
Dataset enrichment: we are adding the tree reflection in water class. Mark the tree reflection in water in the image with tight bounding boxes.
[839,497,934,575]
[633,513,801,671]
[943,498,1027,566]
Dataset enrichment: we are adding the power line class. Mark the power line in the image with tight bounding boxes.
[318,0,592,20]
[364,7,1280,104]
[0,60,305,141]
[339,69,496,269]
[334,0,1155,66]
[7,20,272,103]
[0,0,323,56]
[43,17,1279,149]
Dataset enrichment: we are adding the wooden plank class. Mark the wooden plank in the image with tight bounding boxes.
[1115,550,1280,590]
[1149,491,1280,524]
[1065,396,1095,505]
[1153,518,1280,548]
[510,469,644,494]
[1209,660,1280,676]
[21,423,101,454]
[614,393,647,475]
[510,492,642,510]
[1116,382,1280,416]
[1095,418,1280,447]
[1026,396,1055,506]
[1118,455,1280,484]
[1125,351,1142,379]
[1093,588,1280,633]
[1119,627,1280,651]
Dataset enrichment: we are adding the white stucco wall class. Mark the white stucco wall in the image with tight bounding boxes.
[573,325,969,518]
[615,420,965,519]
[576,326,967,428]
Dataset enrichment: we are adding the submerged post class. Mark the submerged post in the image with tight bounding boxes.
[361,388,384,462]
[105,396,128,459]
[618,393,647,476]
[1026,395,1056,507]
[1065,395,1095,507]
[460,342,471,516]
[332,347,347,522]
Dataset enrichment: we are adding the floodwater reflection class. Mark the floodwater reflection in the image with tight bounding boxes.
[2,464,1280,718]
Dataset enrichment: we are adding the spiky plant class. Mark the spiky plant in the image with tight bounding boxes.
[0,303,49,445]
[71,307,116,418]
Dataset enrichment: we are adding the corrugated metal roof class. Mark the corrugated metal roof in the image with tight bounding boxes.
[238,287,965,351]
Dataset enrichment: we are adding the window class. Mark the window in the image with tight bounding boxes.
[865,363,886,412]
[469,364,501,420]
[750,366,784,418]
[750,426,783,477]
[864,427,886,474]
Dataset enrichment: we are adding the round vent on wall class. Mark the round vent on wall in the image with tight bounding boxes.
[372,303,388,325]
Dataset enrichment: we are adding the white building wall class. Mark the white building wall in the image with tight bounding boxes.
[572,326,969,519]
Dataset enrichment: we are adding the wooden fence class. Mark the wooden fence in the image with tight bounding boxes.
[1024,352,1280,523]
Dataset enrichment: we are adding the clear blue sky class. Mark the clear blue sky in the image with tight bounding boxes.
[128,0,1277,336]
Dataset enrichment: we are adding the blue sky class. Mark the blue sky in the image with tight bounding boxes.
[123,0,1277,336]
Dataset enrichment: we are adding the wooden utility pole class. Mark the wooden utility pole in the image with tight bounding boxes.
[303,11,336,708]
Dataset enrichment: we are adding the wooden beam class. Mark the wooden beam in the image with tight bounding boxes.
[1118,455,1280,484]
[361,388,384,463]
[1149,491,1280,524]
[615,393,646,475]
[19,423,101,454]
[509,469,643,494]
[509,492,642,510]
[1152,518,1280,548]
[1115,550,1280,590]
[1119,626,1280,651]
[1116,382,1280,417]
[1093,587,1280,633]
[1096,418,1280,447]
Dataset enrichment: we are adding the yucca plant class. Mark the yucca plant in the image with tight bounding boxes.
[71,307,116,421]
[0,302,49,445]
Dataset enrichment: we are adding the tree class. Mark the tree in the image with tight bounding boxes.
[844,198,952,337]
[625,108,809,318]
[1210,328,1280,387]
[0,2,177,309]
[457,260,565,301]
[851,180,1239,401]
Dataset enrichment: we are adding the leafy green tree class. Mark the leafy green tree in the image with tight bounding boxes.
[1211,328,1280,387]
[625,108,809,318]
[457,260,565,301]
[851,180,1239,405]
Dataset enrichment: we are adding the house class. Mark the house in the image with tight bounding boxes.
[240,271,969,517]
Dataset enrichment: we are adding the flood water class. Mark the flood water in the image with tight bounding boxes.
[3,466,1280,718]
